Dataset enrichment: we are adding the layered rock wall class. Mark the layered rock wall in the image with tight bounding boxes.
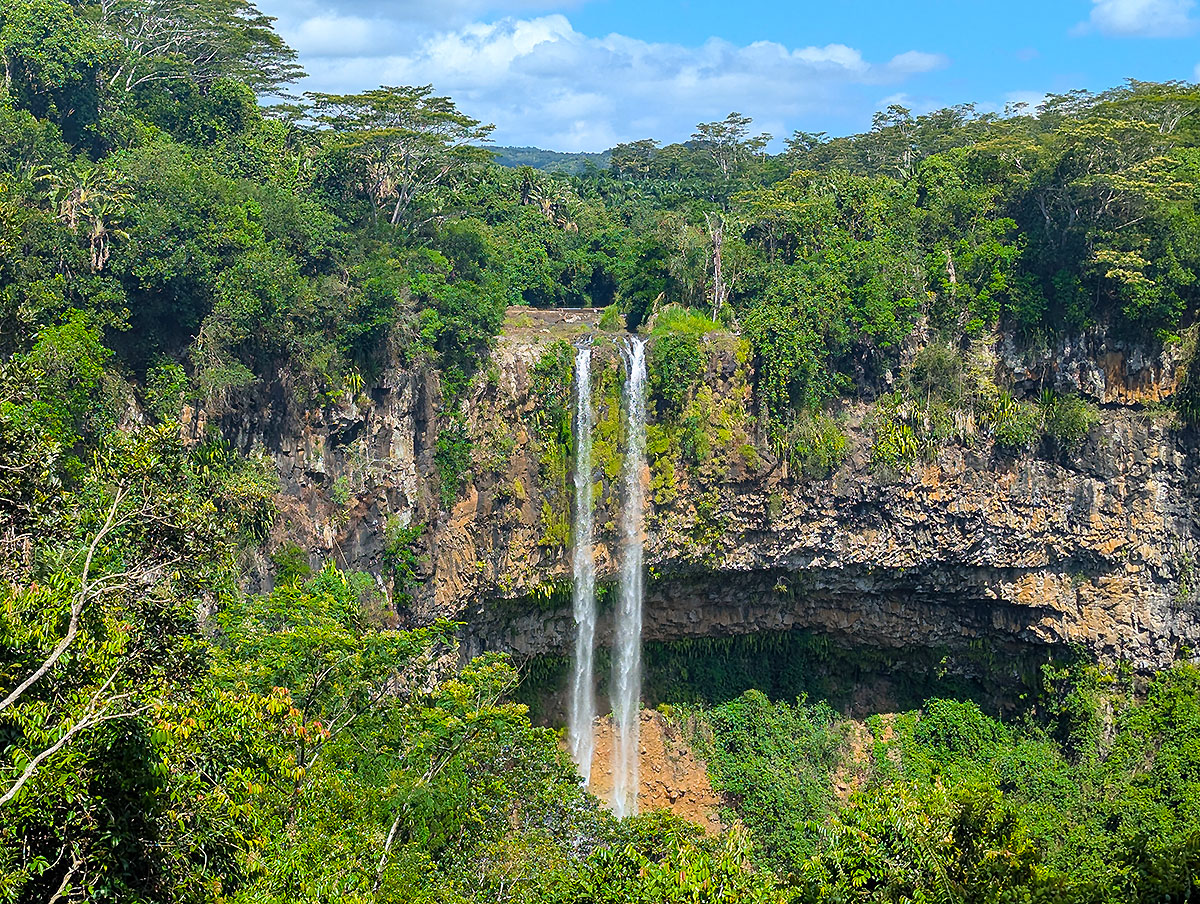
[210,311,1200,672]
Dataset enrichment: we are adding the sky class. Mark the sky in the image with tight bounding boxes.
[255,0,1200,152]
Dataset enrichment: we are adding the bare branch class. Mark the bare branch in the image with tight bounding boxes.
[1,669,147,807]
[0,487,129,715]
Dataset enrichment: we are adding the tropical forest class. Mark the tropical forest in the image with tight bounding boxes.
[3,0,1200,901]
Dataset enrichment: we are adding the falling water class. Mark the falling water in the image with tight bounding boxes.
[568,343,597,786]
[612,336,648,818]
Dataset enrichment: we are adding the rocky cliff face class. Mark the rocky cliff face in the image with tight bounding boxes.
[214,310,1200,674]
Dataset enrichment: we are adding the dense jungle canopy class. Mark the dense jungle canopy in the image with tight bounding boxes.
[3,1,1200,901]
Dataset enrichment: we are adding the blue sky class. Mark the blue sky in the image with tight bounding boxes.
[256,0,1200,151]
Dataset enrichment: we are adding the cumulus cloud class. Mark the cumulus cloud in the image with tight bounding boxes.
[287,13,398,57]
[1077,0,1197,37]
[274,10,948,151]
[262,0,585,35]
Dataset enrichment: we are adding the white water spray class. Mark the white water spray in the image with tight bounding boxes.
[568,344,597,785]
[612,336,647,818]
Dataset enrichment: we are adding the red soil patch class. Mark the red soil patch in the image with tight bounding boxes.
[583,710,723,835]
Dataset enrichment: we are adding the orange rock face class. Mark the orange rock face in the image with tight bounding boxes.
[583,711,723,835]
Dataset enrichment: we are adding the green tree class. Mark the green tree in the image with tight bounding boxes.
[0,0,107,144]
[91,0,302,94]
[799,784,1064,904]
[0,426,276,900]
[692,112,771,185]
[307,85,494,227]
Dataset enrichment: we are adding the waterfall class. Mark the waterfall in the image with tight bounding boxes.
[568,343,597,786]
[612,336,647,818]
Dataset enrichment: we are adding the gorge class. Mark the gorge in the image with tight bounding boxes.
[6,7,1200,892]
[221,309,1200,705]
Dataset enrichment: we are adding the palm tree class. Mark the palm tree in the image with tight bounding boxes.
[39,161,131,272]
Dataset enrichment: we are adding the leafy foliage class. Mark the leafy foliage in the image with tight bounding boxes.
[434,413,472,511]
[687,664,1200,904]
[3,7,1200,902]
[781,410,847,478]
[382,519,425,607]
[1039,390,1099,450]
[699,691,842,876]
[648,331,705,417]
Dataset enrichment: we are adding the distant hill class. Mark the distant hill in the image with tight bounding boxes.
[489,146,612,175]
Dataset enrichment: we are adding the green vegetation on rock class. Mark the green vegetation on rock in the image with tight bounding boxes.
[2,2,1200,900]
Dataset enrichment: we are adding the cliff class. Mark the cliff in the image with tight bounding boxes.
[210,309,1200,675]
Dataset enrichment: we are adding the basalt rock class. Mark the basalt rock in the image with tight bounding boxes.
[210,314,1200,673]
[463,412,1200,673]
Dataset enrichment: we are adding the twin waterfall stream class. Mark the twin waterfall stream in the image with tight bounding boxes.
[567,337,648,818]
[567,344,597,787]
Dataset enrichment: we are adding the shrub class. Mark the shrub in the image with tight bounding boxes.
[907,342,964,405]
[530,340,574,445]
[598,303,621,331]
[383,518,425,605]
[6,309,114,447]
[700,691,842,874]
[988,392,1040,451]
[652,303,720,337]
[679,411,711,468]
[435,413,472,509]
[145,357,188,420]
[1176,328,1200,426]
[538,500,570,549]
[1040,390,1098,450]
[530,341,574,519]
[785,411,848,479]
[870,397,920,469]
[913,698,1011,759]
[331,474,351,507]
[649,332,705,416]
[271,542,312,584]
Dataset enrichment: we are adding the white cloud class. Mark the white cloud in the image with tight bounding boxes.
[1077,0,1197,37]
[886,50,948,74]
[262,0,587,38]
[1195,61,1200,79]
[793,43,867,70]
[286,13,948,150]
[288,13,395,56]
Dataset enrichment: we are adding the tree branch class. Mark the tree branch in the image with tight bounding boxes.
[0,487,129,715]
[1,670,146,807]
